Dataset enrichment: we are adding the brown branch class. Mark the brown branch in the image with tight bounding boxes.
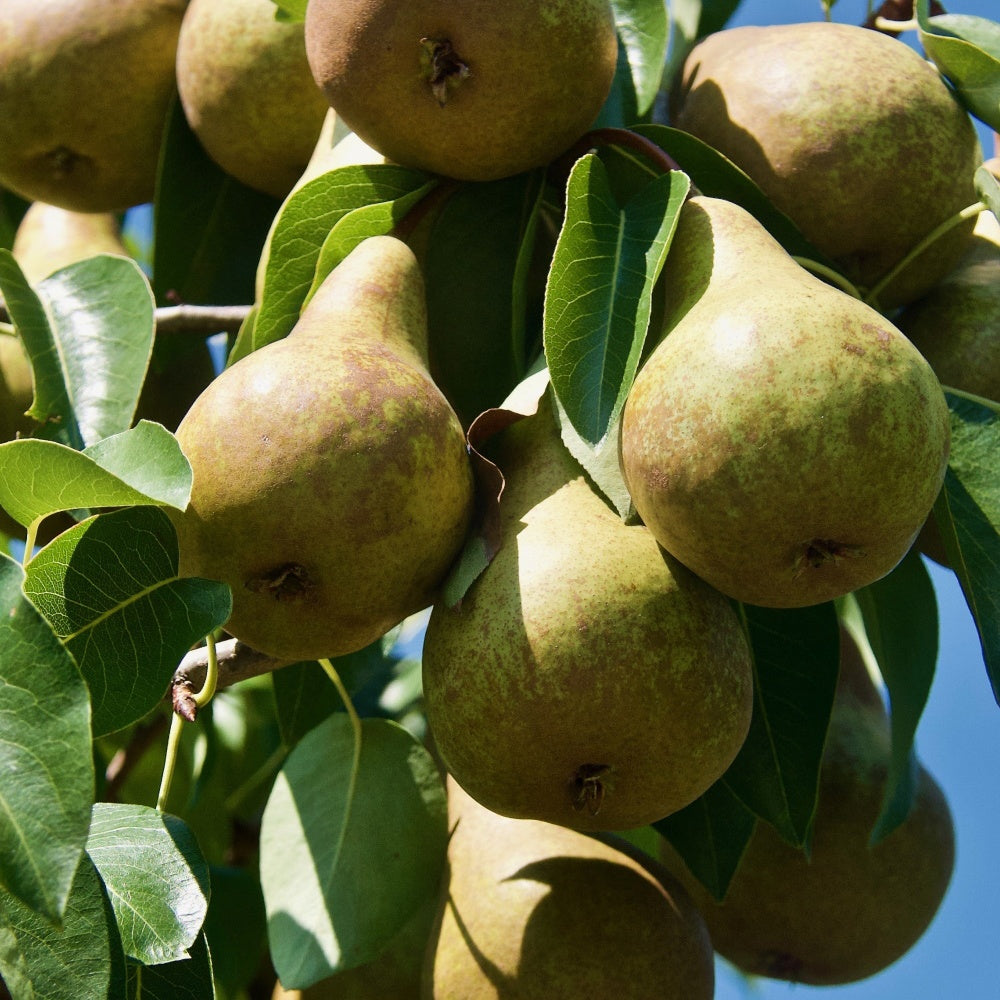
[171,638,293,720]
[0,301,252,336]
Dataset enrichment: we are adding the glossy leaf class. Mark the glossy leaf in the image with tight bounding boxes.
[306,180,439,303]
[544,155,688,446]
[153,94,282,309]
[253,164,431,351]
[125,931,215,1000]
[0,854,127,1000]
[918,1,1000,130]
[725,604,841,847]
[202,866,267,1000]
[610,0,670,115]
[976,164,1000,221]
[425,172,546,426]
[934,395,1000,703]
[23,506,232,736]
[0,420,191,529]
[660,0,743,102]
[653,780,756,902]
[271,0,306,21]
[87,804,210,967]
[260,716,447,989]
[0,554,93,923]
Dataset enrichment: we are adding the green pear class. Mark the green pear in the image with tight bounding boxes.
[170,236,474,661]
[176,0,330,198]
[659,628,955,986]
[422,777,715,999]
[669,22,982,308]
[304,0,619,182]
[0,0,186,212]
[422,393,753,831]
[620,195,950,609]
[896,206,1000,404]
[11,202,128,282]
[0,335,32,447]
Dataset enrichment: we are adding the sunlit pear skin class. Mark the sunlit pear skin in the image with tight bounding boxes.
[0,0,186,212]
[304,0,618,182]
[620,196,951,609]
[669,21,982,308]
[11,202,128,282]
[659,630,956,986]
[170,236,475,661]
[422,778,714,1000]
[897,207,1000,404]
[176,0,330,199]
[422,395,753,832]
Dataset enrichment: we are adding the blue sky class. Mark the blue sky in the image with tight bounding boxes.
[706,2,999,997]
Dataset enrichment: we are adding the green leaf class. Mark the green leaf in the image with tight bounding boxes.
[269,0,306,22]
[259,716,447,989]
[609,0,670,116]
[975,164,1000,221]
[0,420,192,529]
[23,506,232,737]
[253,164,431,352]
[0,188,29,250]
[0,853,127,1000]
[724,604,841,847]
[153,94,282,308]
[660,0,743,103]
[918,1,1000,130]
[853,550,939,842]
[0,250,156,450]
[306,181,439,304]
[544,155,688,446]
[87,804,211,966]
[126,931,215,1000]
[934,394,1000,703]
[425,172,546,426]
[654,780,756,902]
[0,553,93,922]
[202,866,267,1000]
[631,124,835,264]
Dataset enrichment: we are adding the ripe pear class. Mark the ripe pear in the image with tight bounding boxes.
[0,335,32,447]
[620,195,951,609]
[170,236,474,661]
[659,629,955,985]
[0,0,186,212]
[304,0,619,182]
[422,394,753,831]
[176,0,330,199]
[423,777,715,999]
[896,207,1000,404]
[669,22,982,308]
[11,202,128,282]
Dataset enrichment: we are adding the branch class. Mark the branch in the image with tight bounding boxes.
[171,638,292,720]
[0,301,252,336]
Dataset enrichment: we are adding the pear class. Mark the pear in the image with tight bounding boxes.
[422,393,753,832]
[659,628,955,985]
[896,206,1000,405]
[0,335,33,448]
[170,236,474,661]
[620,195,951,609]
[11,202,129,282]
[304,0,619,182]
[0,0,186,212]
[669,22,982,308]
[176,0,330,199]
[422,777,715,999]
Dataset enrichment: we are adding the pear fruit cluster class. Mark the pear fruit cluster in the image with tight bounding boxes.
[170,236,474,662]
[669,21,982,308]
[660,630,955,985]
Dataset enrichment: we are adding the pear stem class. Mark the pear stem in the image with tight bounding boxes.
[562,128,684,180]
[791,257,864,299]
[320,655,363,756]
[941,385,1000,414]
[864,201,987,309]
[156,632,222,812]
[21,520,40,565]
